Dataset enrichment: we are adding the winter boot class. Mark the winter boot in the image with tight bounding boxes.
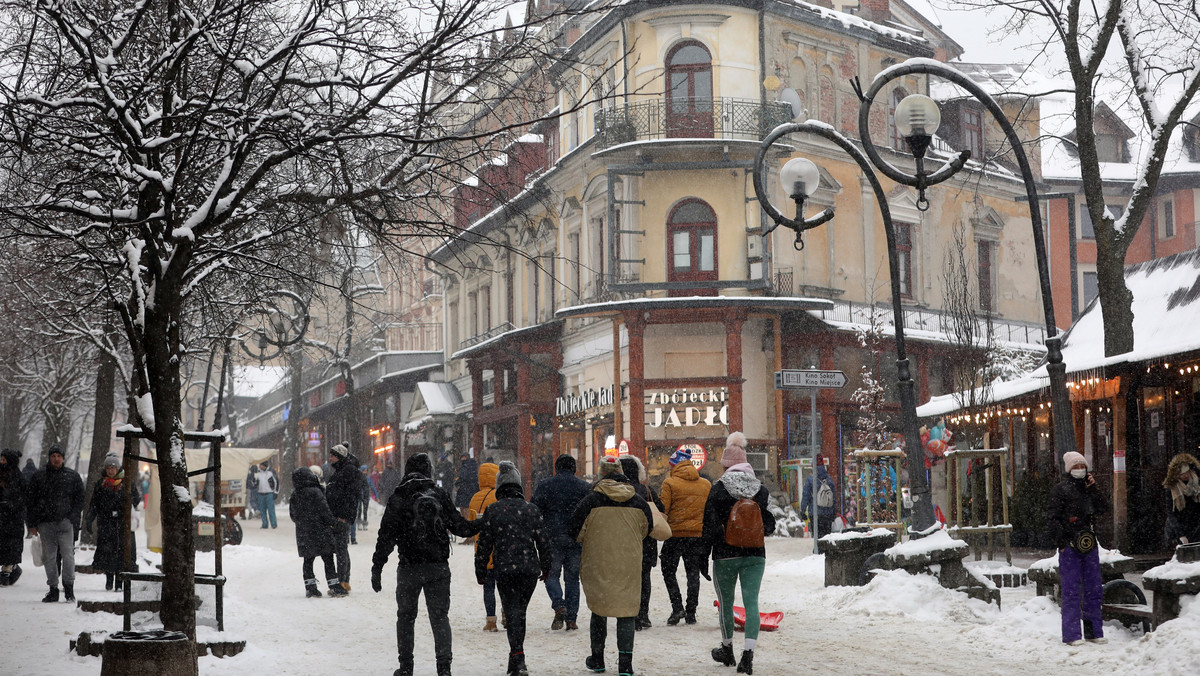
[711,642,735,666]
[666,609,685,626]
[305,583,323,598]
[483,616,499,632]
[63,583,75,601]
[552,606,567,630]
[341,580,351,592]
[0,571,9,586]
[565,621,579,631]
[8,565,21,586]
[684,611,697,625]
[617,650,634,676]
[584,654,605,673]
[507,651,529,676]
[435,656,452,676]
[634,615,651,631]
[42,585,59,603]
[328,582,348,598]
[393,656,414,676]
[105,573,115,591]
[736,649,754,674]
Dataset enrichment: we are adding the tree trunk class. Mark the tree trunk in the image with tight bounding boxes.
[81,338,118,547]
[144,295,196,639]
[1,391,23,451]
[1095,234,1135,356]
[1122,372,1147,553]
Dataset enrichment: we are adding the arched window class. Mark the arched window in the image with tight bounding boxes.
[890,88,909,151]
[665,41,713,138]
[667,199,718,296]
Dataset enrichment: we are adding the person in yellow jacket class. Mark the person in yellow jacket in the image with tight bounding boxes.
[468,462,500,631]
[568,455,653,676]
[659,447,711,626]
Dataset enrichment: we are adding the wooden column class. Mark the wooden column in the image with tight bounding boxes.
[492,357,505,408]
[627,313,646,459]
[516,357,532,491]
[470,362,484,456]
[725,313,745,434]
[773,316,784,443]
[613,318,623,445]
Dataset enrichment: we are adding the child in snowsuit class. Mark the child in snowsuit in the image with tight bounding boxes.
[474,461,550,676]
[289,466,344,597]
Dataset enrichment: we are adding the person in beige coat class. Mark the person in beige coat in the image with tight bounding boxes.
[568,456,652,676]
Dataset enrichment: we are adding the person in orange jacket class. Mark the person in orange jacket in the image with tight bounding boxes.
[659,447,711,626]
[468,462,500,631]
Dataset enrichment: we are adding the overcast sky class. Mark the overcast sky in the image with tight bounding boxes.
[906,0,1042,64]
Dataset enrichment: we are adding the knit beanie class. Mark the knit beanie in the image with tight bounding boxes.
[721,431,748,468]
[405,452,433,478]
[103,453,121,469]
[495,461,522,489]
[331,444,349,460]
[554,454,577,474]
[48,445,64,459]
[1062,451,1088,471]
[598,455,623,477]
[668,447,692,467]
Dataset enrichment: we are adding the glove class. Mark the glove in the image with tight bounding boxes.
[539,570,549,582]
[371,567,382,593]
[477,576,486,586]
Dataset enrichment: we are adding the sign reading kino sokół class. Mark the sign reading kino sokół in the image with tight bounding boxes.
[774,369,847,389]
[646,388,729,428]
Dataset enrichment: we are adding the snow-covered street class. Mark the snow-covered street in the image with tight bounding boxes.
[1,507,1195,675]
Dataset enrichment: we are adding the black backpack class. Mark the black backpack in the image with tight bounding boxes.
[410,489,445,554]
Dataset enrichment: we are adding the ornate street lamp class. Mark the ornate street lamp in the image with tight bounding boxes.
[753,59,1073,535]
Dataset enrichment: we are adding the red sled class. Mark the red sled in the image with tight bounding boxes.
[713,600,784,632]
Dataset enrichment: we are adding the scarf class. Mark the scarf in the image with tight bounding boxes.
[1171,472,1200,511]
[102,471,124,492]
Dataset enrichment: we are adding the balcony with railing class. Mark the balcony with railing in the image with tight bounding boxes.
[594,97,793,150]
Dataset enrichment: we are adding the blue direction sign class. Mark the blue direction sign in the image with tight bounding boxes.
[774,369,847,389]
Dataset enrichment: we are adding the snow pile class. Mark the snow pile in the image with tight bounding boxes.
[820,527,896,543]
[768,496,805,537]
[1143,556,1200,582]
[836,569,999,624]
[884,528,969,559]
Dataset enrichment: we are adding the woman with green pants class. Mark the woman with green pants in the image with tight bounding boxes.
[701,432,776,675]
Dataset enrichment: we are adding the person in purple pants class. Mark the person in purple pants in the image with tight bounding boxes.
[1048,451,1108,646]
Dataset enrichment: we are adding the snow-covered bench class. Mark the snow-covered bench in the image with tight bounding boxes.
[1027,547,1137,598]
[1141,543,1200,627]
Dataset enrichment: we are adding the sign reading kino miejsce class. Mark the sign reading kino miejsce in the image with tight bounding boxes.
[774,369,847,389]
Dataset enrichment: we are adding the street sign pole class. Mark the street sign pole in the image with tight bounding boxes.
[774,369,845,554]
[809,386,818,554]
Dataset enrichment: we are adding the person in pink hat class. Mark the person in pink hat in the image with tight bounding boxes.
[1048,450,1108,646]
[701,432,776,674]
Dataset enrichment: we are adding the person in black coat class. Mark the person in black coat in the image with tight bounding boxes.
[1047,451,1108,646]
[21,458,37,484]
[0,449,26,586]
[454,454,479,517]
[325,444,364,590]
[372,452,481,676]
[475,461,550,676]
[289,466,342,598]
[620,455,663,630]
[84,454,140,590]
[26,445,85,602]
[531,454,591,630]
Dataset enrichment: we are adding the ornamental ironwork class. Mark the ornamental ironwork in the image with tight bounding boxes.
[594,97,793,149]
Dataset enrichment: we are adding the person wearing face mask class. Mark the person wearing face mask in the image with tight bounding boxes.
[1047,451,1108,646]
[1164,453,1200,546]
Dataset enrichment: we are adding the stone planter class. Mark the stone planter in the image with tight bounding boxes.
[817,530,896,586]
[100,630,197,676]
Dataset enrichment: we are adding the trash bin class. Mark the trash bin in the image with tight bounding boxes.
[100,630,196,676]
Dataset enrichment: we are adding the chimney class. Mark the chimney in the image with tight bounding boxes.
[859,0,891,23]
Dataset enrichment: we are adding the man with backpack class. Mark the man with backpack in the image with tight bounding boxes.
[800,455,837,540]
[702,432,776,675]
[371,452,481,676]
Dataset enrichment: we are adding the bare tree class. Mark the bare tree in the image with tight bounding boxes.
[0,0,610,638]
[953,0,1200,356]
[941,220,995,428]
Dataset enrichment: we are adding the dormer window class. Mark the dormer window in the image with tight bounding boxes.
[963,108,984,160]
[1096,133,1125,163]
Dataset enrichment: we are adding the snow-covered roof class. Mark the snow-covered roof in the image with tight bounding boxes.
[929,62,1064,101]
[918,248,1200,417]
[411,381,463,418]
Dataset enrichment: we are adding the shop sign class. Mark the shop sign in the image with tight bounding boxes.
[646,389,728,428]
[307,431,322,448]
[677,443,708,469]
[556,386,614,417]
[618,439,630,456]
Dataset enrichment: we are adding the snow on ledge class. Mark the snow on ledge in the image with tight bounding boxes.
[1143,557,1200,582]
[884,529,968,558]
[820,527,896,543]
[1029,545,1132,572]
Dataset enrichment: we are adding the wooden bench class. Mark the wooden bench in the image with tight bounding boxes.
[1141,545,1200,627]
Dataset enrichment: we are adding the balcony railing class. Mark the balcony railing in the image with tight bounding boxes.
[594,97,793,150]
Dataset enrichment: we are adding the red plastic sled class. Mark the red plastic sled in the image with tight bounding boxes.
[713,600,784,632]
